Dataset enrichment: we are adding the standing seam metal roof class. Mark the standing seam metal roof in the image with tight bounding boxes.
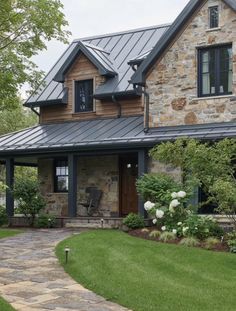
[25,24,170,107]
[0,116,235,155]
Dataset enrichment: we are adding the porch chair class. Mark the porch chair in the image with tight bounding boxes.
[80,187,103,216]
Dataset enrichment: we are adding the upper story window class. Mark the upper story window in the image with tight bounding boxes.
[74,79,94,113]
[54,159,68,193]
[198,45,232,97]
[209,6,219,29]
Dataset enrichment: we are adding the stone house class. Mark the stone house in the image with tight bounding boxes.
[0,0,236,225]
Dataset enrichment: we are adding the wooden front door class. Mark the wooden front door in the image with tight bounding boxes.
[119,154,138,216]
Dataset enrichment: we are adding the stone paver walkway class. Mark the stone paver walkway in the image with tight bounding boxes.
[0,229,130,311]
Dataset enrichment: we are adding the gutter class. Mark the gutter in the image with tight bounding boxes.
[135,86,150,133]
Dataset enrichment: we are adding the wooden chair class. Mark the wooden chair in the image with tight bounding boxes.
[80,187,103,216]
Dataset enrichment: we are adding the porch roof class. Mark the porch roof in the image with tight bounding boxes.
[0,116,235,156]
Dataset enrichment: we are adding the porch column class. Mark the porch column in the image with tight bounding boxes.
[138,150,148,217]
[68,154,77,217]
[6,158,14,217]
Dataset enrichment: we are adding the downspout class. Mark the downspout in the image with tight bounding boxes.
[135,85,150,133]
[112,95,121,118]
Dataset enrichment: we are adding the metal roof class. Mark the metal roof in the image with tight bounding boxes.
[25,24,170,107]
[0,117,235,156]
[131,0,236,85]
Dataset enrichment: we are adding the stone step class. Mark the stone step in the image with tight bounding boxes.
[65,222,111,229]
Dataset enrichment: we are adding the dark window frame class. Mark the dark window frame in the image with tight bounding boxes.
[198,44,233,98]
[74,79,94,113]
[209,6,219,29]
[54,159,68,193]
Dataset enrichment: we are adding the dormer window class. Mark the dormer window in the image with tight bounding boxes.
[74,79,94,113]
[209,6,219,29]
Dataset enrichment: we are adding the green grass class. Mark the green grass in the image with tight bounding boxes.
[0,229,22,239]
[0,298,15,311]
[56,230,236,311]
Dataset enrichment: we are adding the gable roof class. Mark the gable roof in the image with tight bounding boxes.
[131,0,236,86]
[25,24,170,107]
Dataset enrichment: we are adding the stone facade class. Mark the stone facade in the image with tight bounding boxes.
[148,158,182,183]
[146,0,236,127]
[38,156,119,217]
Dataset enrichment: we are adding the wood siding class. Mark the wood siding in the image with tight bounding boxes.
[40,54,144,124]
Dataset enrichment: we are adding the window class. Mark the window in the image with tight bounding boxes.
[209,6,219,29]
[74,79,94,113]
[54,159,68,192]
[198,45,232,97]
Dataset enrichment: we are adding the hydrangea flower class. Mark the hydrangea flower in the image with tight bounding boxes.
[153,219,157,225]
[177,222,182,226]
[144,201,155,211]
[161,226,166,231]
[182,227,189,234]
[170,199,180,208]
[169,205,175,213]
[171,192,178,199]
[172,229,177,235]
[156,209,164,219]
[177,191,187,198]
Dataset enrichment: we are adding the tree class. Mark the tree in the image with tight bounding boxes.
[0,98,37,135]
[0,0,70,110]
[150,138,236,228]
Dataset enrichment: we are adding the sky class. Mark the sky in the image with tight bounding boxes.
[33,0,189,73]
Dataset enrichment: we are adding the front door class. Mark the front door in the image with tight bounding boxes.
[119,154,138,216]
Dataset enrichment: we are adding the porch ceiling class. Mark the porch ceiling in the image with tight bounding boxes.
[0,116,235,156]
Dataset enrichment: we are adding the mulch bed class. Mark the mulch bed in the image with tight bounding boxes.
[128,227,229,253]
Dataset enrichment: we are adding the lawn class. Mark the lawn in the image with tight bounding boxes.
[0,298,15,311]
[56,230,236,311]
[0,229,22,239]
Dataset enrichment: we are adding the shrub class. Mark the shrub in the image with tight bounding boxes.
[14,178,46,226]
[182,214,219,240]
[123,213,145,229]
[159,231,176,243]
[0,205,8,227]
[149,230,161,239]
[204,237,220,250]
[180,237,200,247]
[136,173,182,205]
[226,231,236,253]
[36,214,56,228]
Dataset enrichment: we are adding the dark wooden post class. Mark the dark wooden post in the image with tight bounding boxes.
[138,150,148,217]
[6,158,14,217]
[68,154,77,217]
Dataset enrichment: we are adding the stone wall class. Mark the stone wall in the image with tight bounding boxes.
[146,0,236,127]
[38,156,119,217]
[148,157,182,182]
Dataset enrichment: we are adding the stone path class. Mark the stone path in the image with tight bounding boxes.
[0,229,130,311]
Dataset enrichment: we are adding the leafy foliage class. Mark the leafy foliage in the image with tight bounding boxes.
[226,231,236,253]
[150,138,236,227]
[14,177,46,226]
[0,0,70,109]
[0,206,8,226]
[123,213,145,229]
[136,173,182,205]
[36,213,56,228]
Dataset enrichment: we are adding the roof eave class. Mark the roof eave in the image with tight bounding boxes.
[53,41,117,83]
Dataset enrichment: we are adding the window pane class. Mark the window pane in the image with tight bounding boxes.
[201,49,215,95]
[219,46,233,94]
[75,79,93,112]
[57,176,68,192]
[209,6,219,28]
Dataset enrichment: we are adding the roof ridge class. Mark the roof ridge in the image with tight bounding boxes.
[73,23,171,43]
